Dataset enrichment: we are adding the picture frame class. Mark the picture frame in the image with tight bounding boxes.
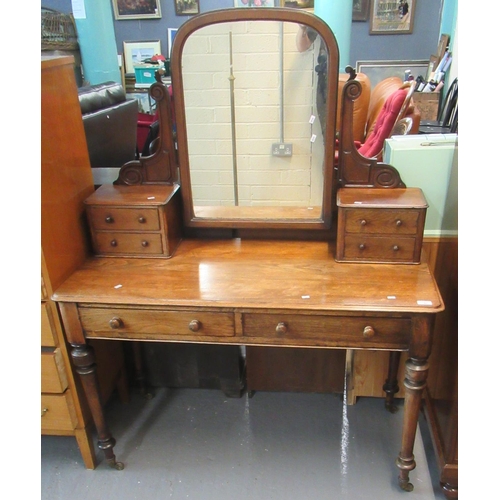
[369,0,415,35]
[112,0,161,20]
[235,1,278,6]
[356,59,428,88]
[123,40,162,74]
[175,0,200,15]
[279,1,314,8]
[352,0,370,22]
[168,28,178,58]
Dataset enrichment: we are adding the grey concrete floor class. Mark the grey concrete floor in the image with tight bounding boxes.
[41,388,448,500]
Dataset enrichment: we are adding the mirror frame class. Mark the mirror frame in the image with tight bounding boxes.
[171,8,339,230]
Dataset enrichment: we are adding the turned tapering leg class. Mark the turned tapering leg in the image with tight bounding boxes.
[396,357,429,492]
[383,351,402,413]
[71,343,124,470]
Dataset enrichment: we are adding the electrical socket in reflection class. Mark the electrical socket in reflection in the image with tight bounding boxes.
[272,143,293,157]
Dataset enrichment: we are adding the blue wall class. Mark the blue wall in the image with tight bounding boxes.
[42,0,445,69]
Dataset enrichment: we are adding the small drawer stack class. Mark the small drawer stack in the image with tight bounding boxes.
[336,188,427,264]
[85,184,182,258]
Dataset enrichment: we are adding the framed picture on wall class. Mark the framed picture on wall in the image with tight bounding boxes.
[168,28,178,58]
[352,0,370,22]
[112,0,162,20]
[123,40,162,74]
[356,59,428,87]
[279,1,314,7]
[175,0,200,15]
[234,1,278,7]
[370,0,416,35]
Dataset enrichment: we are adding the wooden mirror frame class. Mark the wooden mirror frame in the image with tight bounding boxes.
[171,8,340,230]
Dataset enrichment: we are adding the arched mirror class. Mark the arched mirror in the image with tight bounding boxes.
[171,8,339,230]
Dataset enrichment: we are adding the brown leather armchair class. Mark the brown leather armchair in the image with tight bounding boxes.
[78,81,138,185]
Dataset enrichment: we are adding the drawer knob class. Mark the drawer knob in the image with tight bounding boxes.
[395,219,402,227]
[110,239,118,247]
[41,407,48,417]
[105,216,114,224]
[360,219,367,226]
[363,326,375,338]
[393,245,399,252]
[359,243,366,250]
[109,317,123,329]
[141,240,149,247]
[189,320,201,332]
[138,216,146,224]
[276,322,288,335]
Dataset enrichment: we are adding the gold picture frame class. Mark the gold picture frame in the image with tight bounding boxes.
[370,0,416,35]
[112,0,162,20]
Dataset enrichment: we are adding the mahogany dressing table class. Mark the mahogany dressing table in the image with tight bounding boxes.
[52,8,444,493]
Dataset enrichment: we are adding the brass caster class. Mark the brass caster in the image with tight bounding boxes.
[399,480,414,492]
[385,402,399,414]
[107,458,125,470]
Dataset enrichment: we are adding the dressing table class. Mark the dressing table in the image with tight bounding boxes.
[52,8,443,493]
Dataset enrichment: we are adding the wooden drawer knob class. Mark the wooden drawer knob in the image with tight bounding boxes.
[141,240,149,247]
[393,245,399,251]
[360,219,367,226]
[105,216,114,224]
[359,243,366,250]
[189,320,201,332]
[138,216,146,224]
[363,326,375,338]
[395,219,402,227]
[109,317,123,329]
[41,407,48,417]
[276,322,288,335]
[110,239,118,247]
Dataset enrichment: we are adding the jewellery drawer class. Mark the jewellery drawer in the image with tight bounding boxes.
[79,307,235,339]
[88,206,160,231]
[242,313,411,348]
[93,232,163,255]
[41,392,78,432]
[41,348,69,393]
[343,235,417,262]
[344,209,419,235]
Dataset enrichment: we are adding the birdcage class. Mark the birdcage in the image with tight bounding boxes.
[41,7,79,51]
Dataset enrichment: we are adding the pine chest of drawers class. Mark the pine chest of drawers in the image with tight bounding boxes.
[85,184,182,258]
[336,188,427,264]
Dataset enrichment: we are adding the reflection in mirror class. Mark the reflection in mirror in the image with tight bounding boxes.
[181,19,327,222]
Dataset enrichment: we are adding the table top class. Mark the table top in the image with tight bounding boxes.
[52,239,443,315]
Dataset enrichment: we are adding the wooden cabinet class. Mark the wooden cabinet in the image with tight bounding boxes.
[336,188,427,264]
[41,56,128,469]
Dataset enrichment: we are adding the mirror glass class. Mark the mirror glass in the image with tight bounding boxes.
[173,11,338,229]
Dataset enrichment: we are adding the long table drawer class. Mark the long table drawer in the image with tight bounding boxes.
[242,314,411,348]
[79,307,235,338]
[41,348,69,393]
[41,392,78,432]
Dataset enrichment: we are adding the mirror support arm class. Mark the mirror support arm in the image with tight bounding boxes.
[116,73,178,186]
[337,66,405,189]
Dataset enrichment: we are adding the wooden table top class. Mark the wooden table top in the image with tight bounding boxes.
[52,239,443,314]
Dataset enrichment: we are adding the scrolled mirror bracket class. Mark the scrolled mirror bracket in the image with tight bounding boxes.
[116,72,178,186]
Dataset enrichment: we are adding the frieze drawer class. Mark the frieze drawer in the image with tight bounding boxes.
[242,313,411,349]
[78,307,235,339]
